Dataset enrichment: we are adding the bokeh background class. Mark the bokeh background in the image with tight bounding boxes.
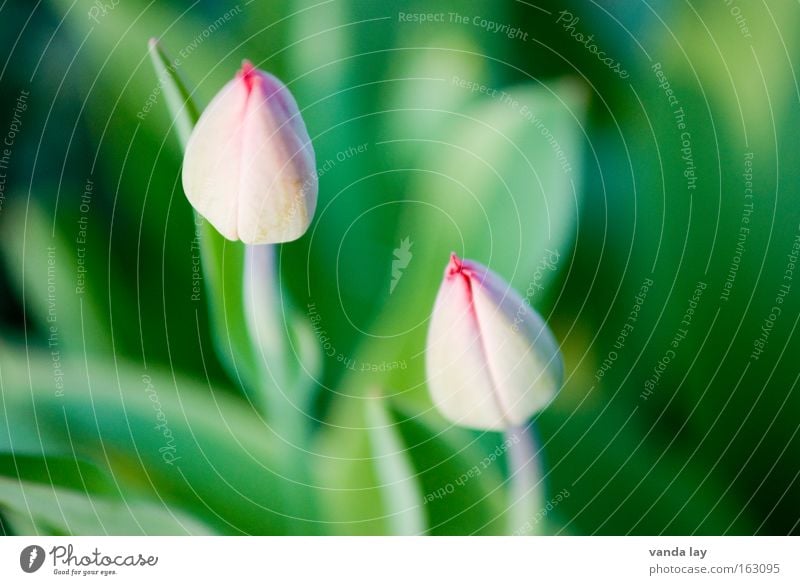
[0,0,798,535]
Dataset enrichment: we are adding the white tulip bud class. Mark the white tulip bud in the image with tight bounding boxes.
[182,60,317,244]
[426,254,563,430]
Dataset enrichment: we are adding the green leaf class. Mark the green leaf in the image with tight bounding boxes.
[537,396,756,535]
[363,396,425,535]
[0,477,215,535]
[0,199,108,354]
[312,393,419,535]
[314,393,507,534]
[398,78,585,299]
[147,37,200,150]
[0,453,116,497]
[0,344,322,534]
[380,30,489,167]
[343,79,587,409]
[195,219,262,404]
[390,407,509,535]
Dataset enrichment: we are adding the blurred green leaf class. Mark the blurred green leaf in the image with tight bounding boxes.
[0,198,108,353]
[399,79,585,296]
[343,79,587,408]
[381,29,489,166]
[0,344,321,534]
[314,393,506,534]
[363,396,425,535]
[41,0,243,379]
[538,396,756,535]
[391,407,508,535]
[147,37,199,150]
[196,220,262,401]
[313,393,417,535]
[0,477,215,535]
[0,453,116,497]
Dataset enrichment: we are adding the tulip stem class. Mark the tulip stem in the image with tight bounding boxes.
[505,423,545,535]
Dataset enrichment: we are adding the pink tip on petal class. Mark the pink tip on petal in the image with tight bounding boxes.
[447,252,463,277]
[239,59,258,91]
[148,37,159,50]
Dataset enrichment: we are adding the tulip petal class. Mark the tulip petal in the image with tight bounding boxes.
[427,262,508,429]
[239,69,317,244]
[426,254,562,430]
[182,62,317,244]
[182,76,247,241]
[467,259,563,425]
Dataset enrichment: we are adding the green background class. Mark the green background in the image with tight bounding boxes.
[0,0,798,535]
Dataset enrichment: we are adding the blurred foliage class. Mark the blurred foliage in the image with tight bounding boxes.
[0,0,797,535]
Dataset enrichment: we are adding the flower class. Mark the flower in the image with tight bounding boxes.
[425,253,563,430]
[182,60,317,244]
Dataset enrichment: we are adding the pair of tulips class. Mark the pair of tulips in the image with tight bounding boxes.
[182,60,563,431]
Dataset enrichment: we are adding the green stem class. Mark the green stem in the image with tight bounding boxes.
[505,424,545,535]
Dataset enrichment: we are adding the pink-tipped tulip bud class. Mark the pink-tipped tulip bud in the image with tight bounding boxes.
[425,254,563,431]
[182,60,317,244]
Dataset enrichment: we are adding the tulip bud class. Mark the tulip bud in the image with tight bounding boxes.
[426,254,563,430]
[182,60,317,244]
